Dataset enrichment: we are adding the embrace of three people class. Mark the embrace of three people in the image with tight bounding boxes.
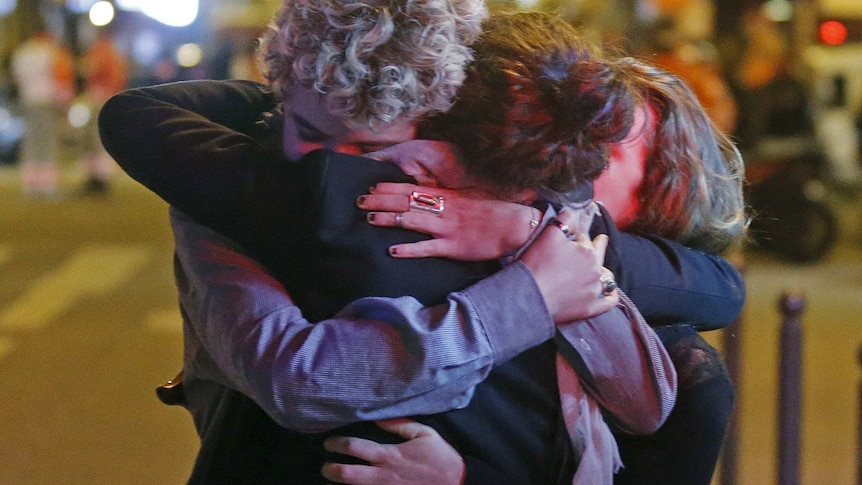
[99,1,747,484]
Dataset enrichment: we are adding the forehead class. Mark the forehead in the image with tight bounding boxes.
[283,84,352,138]
[283,84,415,145]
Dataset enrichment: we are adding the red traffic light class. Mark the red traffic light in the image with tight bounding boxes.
[819,20,848,46]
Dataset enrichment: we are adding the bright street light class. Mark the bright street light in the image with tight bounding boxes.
[0,0,16,17]
[141,0,199,27]
[89,1,115,26]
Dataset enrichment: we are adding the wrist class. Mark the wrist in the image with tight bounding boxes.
[500,205,545,265]
[509,205,542,252]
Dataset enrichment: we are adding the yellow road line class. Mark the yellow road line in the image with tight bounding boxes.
[0,244,152,331]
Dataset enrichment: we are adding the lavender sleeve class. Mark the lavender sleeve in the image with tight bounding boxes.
[171,209,555,432]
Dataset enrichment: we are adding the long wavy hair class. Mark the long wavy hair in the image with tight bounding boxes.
[420,11,635,201]
[615,57,748,254]
[257,0,487,129]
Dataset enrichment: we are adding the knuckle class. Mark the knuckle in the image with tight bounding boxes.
[342,439,368,457]
[322,462,347,480]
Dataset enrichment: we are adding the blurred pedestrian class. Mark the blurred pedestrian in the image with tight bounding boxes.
[79,31,128,194]
[10,30,75,197]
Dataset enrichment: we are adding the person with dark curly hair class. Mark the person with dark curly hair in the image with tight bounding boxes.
[342,48,746,485]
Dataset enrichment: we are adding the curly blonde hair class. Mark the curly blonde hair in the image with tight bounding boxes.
[258,0,487,129]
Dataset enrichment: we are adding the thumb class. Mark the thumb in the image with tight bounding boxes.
[592,233,609,259]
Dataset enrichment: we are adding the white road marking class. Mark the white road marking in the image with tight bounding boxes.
[0,338,12,360]
[145,306,183,333]
[0,245,10,266]
[0,245,152,331]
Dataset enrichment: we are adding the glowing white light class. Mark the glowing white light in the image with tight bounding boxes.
[141,0,198,27]
[0,0,17,17]
[763,0,794,23]
[68,102,92,129]
[89,1,115,26]
[176,43,203,67]
[114,0,142,11]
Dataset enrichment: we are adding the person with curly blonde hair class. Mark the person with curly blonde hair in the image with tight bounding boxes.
[258,0,486,130]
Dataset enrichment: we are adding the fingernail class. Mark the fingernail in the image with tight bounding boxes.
[356,195,366,205]
[389,246,398,256]
[369,184,376,193]
[367,213,376,222]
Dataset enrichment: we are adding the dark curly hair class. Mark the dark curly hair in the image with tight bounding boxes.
[419,11,635,201]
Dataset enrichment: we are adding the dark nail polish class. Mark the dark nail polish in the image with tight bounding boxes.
[367,213,376,222]
[389,247,398,256]
[369,184,376,193]
[356,195,366,205]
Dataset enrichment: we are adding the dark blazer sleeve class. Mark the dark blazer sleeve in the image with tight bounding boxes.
[98,79,282,226]
[591,204,745,330]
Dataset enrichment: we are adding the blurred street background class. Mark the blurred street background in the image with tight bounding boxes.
[1,0,862,483]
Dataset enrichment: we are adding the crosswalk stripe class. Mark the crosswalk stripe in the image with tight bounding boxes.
[0,338,12,360]
[0,244,152,331]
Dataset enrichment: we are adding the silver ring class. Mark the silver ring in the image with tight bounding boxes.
[408,191,444,217]
[548,218,574,240]
[394,212,404,228]
[600,277,618,297]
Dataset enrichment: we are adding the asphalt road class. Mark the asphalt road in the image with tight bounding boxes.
[0,166,860,484]
[0,168,197,484]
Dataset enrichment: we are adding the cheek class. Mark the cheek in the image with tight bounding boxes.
[594,154,644,228]
[594,174,641,228]
[283,125,324,160]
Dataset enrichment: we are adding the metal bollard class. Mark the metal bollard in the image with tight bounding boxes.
[720,315,742,485]
[720,254,745,485]
[777,290,805,485]
[858,344,862,485]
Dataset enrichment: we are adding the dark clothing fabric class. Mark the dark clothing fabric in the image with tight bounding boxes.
[187,344,568,485]
[99,80,745,329]
[169,150,570,485]
[614,324,734,485]
[100,79,744,484]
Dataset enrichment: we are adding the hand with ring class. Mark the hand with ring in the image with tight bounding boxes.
[357,182,541,262]
[521,210,619,323]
